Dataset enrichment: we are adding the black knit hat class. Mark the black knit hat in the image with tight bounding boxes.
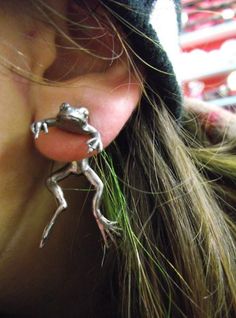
[102,0,182,119]
[76,0,182,119]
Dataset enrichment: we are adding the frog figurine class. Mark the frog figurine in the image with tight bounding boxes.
[31,102,119,248]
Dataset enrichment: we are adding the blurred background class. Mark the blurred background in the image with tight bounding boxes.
[180,0,236,111]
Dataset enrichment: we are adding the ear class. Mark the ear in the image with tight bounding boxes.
[32,62,142,162]
[30,1,142,162]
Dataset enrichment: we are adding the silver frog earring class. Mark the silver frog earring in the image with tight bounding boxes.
[31,102,119,248]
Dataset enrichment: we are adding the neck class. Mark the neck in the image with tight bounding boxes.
[0,149,107,315]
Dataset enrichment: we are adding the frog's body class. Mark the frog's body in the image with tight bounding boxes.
[32,103,102,153]
[56,104,89,133]
[31,103,118,247]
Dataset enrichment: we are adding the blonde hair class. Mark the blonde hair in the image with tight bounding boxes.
[101,103,236,317]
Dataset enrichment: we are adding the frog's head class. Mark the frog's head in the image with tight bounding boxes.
[59,102,71,113]
[59,103,89,123]
[78,107,89,120]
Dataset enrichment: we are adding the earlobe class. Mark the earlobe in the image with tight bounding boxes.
[32,61,142,162]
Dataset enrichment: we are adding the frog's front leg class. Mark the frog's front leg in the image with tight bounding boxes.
[84,124,103,153]
[31,118,57,139]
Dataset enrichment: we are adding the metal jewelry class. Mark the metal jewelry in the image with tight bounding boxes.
[31,102,119,248]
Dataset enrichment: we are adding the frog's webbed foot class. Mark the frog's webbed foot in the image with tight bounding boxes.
[87,136,103,153]
[31,120,49,139]
[94,212,121,247]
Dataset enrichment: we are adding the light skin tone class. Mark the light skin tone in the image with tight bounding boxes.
[0,0,141,315]
[184,97,236,140]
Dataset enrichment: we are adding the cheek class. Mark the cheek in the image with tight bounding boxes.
[0,73,32,149]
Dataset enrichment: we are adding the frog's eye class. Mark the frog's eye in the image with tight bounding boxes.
[60,103,70,111]
[80,107,89,118]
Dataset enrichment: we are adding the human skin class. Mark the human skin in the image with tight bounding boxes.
[184,97,236,141]
[0,0,141,315]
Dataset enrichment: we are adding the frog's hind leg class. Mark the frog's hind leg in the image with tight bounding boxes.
[40,162,78,248]
[79,159,119,247]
